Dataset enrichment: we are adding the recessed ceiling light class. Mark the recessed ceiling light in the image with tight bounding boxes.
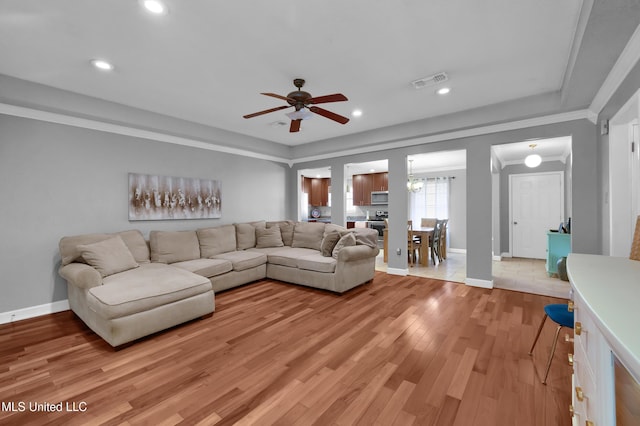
[91,59,113,71]
[141,0,167,14]
[369,169,375,172]
[437,87,451,95]
[352,109,363,117]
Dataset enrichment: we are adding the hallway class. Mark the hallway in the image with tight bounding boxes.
[375,251,571,298]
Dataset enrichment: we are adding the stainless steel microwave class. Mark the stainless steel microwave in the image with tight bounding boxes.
[371,191,389,205]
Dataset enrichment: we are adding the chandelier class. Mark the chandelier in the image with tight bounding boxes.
[407,159,423,193]
[524,143,542,168]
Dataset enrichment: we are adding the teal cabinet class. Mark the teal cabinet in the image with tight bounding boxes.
[546,232,571,276]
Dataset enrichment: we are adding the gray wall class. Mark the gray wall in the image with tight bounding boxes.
[289,118,599,284]
[0,115,289,312]
[597,56,640,254]
[498,160,569,255]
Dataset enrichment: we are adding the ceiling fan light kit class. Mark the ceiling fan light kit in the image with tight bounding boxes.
[243,79,350,133]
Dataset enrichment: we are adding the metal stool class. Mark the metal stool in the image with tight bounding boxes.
[528,303,574,384]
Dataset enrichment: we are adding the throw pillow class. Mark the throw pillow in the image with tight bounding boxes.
[320,230,342,257]
[78,235,139,277]
[255,226,285,248]
[332,232,356,259]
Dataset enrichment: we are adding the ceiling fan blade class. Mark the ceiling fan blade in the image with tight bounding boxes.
[309,106,350,124]
[261,93,296,103]
[290,119,302,133]
[307,93,348,104]
[243,105,291,119]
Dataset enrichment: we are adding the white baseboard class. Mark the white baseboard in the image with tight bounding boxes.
[447,248,466,254]
[465,278,494,289]
[386,267,409,276]
[0,299,70,325]
[501,252,512,258]
[492,255,502,261]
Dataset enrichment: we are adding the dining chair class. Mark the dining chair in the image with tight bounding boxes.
[407,220,421,266]
[438,219,448,261]
[528,303,574,384]
[428,219,444,265]
[420,217,437,228]
[631,215,640,261]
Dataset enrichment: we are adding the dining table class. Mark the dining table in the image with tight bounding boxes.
[383,226,434,266]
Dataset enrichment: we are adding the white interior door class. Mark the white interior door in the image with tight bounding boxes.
[510,172,564,259]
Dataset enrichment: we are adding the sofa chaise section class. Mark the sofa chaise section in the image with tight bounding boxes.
[59,230,214,347]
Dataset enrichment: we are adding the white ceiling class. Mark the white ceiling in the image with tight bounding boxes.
[0,0,588,147]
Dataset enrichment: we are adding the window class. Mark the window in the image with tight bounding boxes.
[408,177,451,224]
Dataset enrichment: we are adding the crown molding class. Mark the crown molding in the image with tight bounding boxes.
[291,109,593,165]
[0,103,292,165]
[589,21,640,114]
[1,101,592,168]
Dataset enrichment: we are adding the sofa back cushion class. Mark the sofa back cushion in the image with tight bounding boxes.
[116,230,150,264]
[267,220,295,246]
[291,222,326,251]
[150,230,200,263]
[234,221,266,250]
[256,226,285,248]
[78,235,139,277]
[59,230,149,266]
[197,225,237,257]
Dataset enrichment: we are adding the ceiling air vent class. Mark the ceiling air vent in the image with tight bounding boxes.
[411,72,448,89]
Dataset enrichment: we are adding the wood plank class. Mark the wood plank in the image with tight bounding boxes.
[0,273,571,426]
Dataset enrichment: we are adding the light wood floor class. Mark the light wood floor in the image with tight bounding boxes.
[0,273,572,425]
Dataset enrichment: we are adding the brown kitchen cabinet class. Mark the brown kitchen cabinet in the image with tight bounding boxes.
[304,177,330,206]
[352,172,387,205]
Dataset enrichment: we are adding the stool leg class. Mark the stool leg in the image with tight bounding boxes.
[542,325,563,385]
[528,314,548,355]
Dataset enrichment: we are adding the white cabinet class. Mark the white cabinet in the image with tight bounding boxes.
[567,254,640,426]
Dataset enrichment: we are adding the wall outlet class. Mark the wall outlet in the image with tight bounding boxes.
[396,248,402,255]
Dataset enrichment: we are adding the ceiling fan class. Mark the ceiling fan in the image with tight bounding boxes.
[243,78,350,133]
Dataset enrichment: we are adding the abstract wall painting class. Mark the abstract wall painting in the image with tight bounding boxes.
[128,173,221,220]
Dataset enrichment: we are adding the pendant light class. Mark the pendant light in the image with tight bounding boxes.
[407,159,423,193]
[525,143,542,168]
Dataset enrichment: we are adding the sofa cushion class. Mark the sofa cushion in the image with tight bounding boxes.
[89,263,211,320]
[59,233,111,266]
[333,232,356,258]
[78,236,139,278]
[116,230,150,264]
[197,225,237,257]
[320,231,342,257]
[267,220,295,246]
[324,223,348,236]
[212,250,267,272]
[297,254,337,273]
[171,258,233,278]
[149,230,200,264]
[234,221,266,250]
[256,226,284,248]
[291,222,326,250]
[265,247,319,268]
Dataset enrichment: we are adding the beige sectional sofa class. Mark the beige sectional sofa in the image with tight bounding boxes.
[58,221,379,347]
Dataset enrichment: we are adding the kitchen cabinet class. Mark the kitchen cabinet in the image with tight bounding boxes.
[567,254,640,426]
[304,177,330,206]
[372,172,388,191]
[352,172,387,206]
